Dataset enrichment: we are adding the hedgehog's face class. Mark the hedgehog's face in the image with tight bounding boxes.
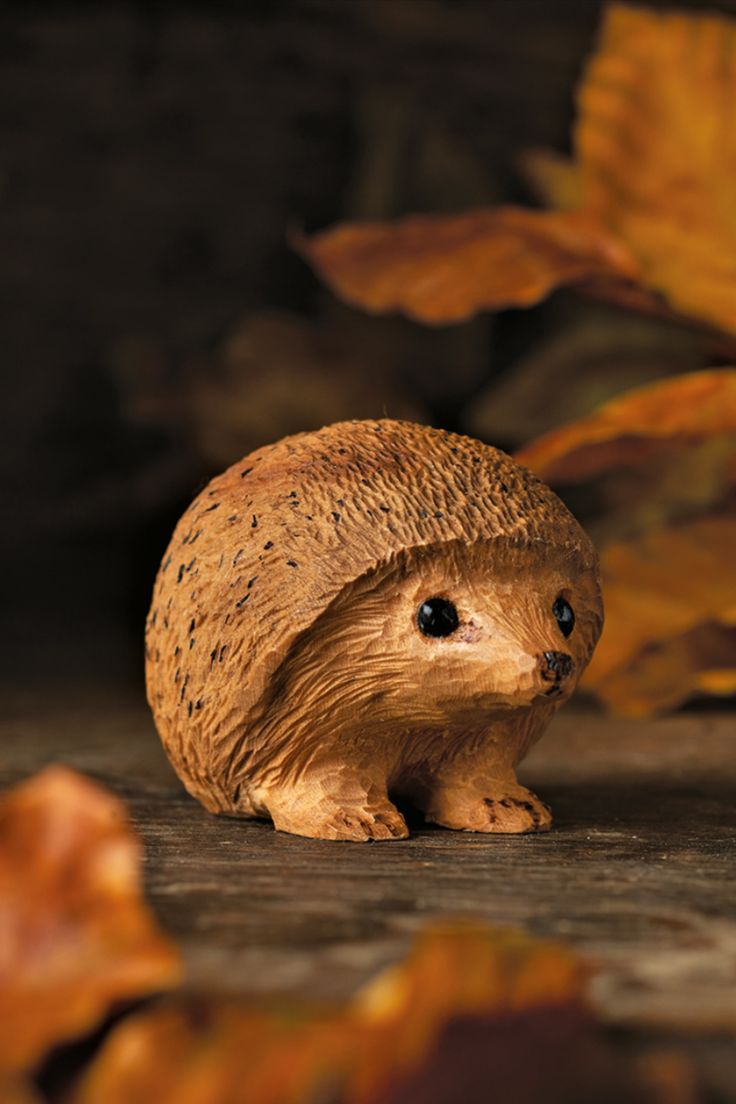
[344,541,602,724]
[397,542,601,719]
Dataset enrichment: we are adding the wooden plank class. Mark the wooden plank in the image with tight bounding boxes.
[2,689,735,1096]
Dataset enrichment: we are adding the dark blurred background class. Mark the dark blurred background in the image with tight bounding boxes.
[2,0,723,685]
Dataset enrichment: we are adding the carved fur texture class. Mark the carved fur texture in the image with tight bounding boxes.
[146,419,603,840]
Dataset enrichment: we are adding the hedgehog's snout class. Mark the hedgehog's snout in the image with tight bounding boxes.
[538,650,575,693]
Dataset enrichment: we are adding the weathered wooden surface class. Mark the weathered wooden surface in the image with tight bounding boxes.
[2,688,735,1096]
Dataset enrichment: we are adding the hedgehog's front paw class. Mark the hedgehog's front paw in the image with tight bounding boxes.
[425,782,551,835]
[269,797,409,842]
[321,805,410,842]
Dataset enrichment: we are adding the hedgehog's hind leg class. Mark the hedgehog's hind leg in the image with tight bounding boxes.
[265,775,409,842]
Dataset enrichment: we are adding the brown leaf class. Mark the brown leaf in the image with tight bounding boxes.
[298,4,736,336]
[466,309,705,448]
[0,1077,43,1104]
[515,370,736,484]
[295,208,638,325]
[67,923,695,1104]
[589,623,736,717]
[67,1001,349,1104]
[346,922,587,1103]
[0,767,181,1074]
[516,373,736,714]
[68,925,587,1104]
[380,1009,697,1104]
[578,4,736,336]
[581,517,736,714]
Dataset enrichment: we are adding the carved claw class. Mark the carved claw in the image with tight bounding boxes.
[269,798,409,842]
[424,781,552,835]
[322,807,410,842]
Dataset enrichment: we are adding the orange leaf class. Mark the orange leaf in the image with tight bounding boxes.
[589,623,736,717]
[515,370,736,484]
[68,924,587,1104]
[295,208,638,325]
[346,922,587,1103]
[0,1077,42,1104]
[67,923,695,1104]
[67,1002,350,1104]
[299,4,736,335]
[581,516,736,712]
[578,4,736,336]
[0,767,181,1074]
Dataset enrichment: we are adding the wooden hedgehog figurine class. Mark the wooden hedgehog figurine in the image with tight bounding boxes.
[146,420,603,841]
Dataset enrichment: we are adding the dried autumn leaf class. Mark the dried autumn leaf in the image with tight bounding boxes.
[295,208,638,325]
[379,1009,697,1104]
[68,923,694,1104]
[67,1001,351,1104]
[578,5,736,336]
[581,517,736,715]
[69,926,585,1104]
[515,372,736,714]
[0,766,181,1074]
[515,370,736,484]
[517,147,582,212]
[346,922,587,1103]
[0,1077,42,1104]
[591,623,736,717]
[466,310,705,448]
[299,4,736,337]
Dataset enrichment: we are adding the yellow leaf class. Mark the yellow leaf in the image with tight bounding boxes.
[298,4,736,335]
[578,4,736,335]
[68,924,588,1104]
[589,623,736,717]
[515,370,736,484]
[582,517,736,709]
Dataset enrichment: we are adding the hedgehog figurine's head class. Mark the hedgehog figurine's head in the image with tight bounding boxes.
[289,536,602,733]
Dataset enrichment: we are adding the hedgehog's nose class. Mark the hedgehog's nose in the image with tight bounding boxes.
[541,651,574,681]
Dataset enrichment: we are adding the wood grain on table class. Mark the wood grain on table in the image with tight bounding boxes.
[2,689,735,1097]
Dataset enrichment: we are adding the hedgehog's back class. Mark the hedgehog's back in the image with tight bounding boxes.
[145,419,595,810]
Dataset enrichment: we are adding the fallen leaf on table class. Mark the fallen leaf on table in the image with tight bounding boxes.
[67,923,696,1104]
[515,370,736,484]
[581,517,736,715]
[0,766,181,1074]
[347,922,586,1102]
[380,1009,697,1104]
[298,4,736,339]
[67,1001,350,1104]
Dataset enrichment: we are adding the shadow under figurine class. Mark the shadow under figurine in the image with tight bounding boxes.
[146,420,603,841]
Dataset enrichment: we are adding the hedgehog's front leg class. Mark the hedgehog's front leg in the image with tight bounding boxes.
[422,775,552,835]
[265,768,409,842]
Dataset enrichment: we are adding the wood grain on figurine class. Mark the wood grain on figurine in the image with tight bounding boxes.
[145,420,603,840]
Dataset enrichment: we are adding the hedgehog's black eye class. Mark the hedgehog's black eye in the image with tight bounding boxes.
[416,597,459,638]
[553,596,575,638]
